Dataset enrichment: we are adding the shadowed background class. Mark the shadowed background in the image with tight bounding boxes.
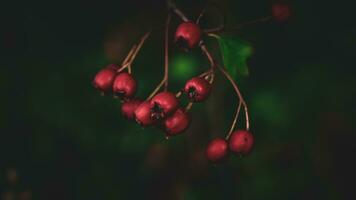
[1,0,356,199]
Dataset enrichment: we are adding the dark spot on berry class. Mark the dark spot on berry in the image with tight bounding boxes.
[114,90,126,99]
[188,87,197,101]
[150,102,165,120]
[176,37,189,51]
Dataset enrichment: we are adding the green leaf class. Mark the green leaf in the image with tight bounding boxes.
[217,36,253,78]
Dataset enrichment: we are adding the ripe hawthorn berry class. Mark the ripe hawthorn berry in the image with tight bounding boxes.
[184,77,212,102]
[93,64,118,93]
[272,3,291,22]
[113,72,137,99]
[164,109,190,136]
[134,101,154,126]
[229,130,254,155]
[206,138,228,163]
[175,22,202,49]
[121,99,142,120]
[150,92,179,120]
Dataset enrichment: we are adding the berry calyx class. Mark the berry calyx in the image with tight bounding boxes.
[150,92,179,120]
[206,138,228,163]
[229,130,254,155]
[121,99,142,120]
[93,64,118,93]
[184,77,212,102]
[175,22,202,49]
[164,109,190,136]
[272,3,291,22]
[134,101,154,126]
[113,72,137,99]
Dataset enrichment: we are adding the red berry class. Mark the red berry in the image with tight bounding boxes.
[121,99,142,120]
[229,130,254,155]
[175,22,202,49]
[272,3,291,22]
[164,109,190,136]
[113,72,137,99]
[150,92,179,120]
[206,138,228,163]
[134,101,154,126]
[184,77,212,102]
[93,64,118,93]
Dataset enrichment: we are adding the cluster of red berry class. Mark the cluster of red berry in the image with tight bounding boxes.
[92,1,291,163]
[93,21,215,134]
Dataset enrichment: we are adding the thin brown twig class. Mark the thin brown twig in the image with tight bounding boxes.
[196,6,207,24]
[226,102,242,140]
[147,15,171,100]
[198,2,225,34]
[200,44,215,67]
[167,0,189,22]
[122,44,137,66]
[127,32,151,65]
[164,15,171,91]
[117,32,151,73]
[217,64,250,134]
[147,80,166,100]
[204,16,272,34]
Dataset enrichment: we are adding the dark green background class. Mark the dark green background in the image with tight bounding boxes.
[2,0,355,199]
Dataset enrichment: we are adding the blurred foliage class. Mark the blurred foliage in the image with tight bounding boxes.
[171,53,199,80]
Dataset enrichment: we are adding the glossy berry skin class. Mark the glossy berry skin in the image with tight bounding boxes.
[272,3,291,22]
[229,130,254,155]
[184,77,212,102]
[93,65,118,93]
[134,101,154,126]
[121,99,142,120]
[175,22,202,49]
[206,138,228,163]
[164,109,190,136]
[150,92,179,120]
[113,72,137,99]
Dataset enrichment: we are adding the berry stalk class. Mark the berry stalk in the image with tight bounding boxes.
[117,32,151,73]
[121,44,137,67]
[196,2,225,34]
[147,15,171,100]
[167,0,189,22]
[164,15,171,91]
[204,16,272,34]
[185,102,193,112]
[217,64,250,139]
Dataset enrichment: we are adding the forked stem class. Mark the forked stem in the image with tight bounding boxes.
[122,44,137,66]
[217,64,250,139]
[117,32,151,73]
[225,102,242,140]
